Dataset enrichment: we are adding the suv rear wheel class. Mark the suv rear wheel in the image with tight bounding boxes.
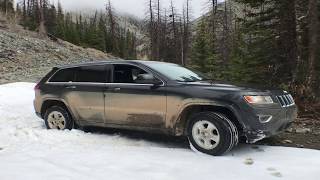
[187,112,238,156]
[44,106,73,130]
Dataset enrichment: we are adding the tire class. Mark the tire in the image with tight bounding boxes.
[187,112,238,156]
[44,106,73,130]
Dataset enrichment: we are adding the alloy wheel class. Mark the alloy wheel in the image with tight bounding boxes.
[47,111,66,130]
[191,120,220,150]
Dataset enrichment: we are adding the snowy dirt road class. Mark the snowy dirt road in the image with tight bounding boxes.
[0,82,319,180]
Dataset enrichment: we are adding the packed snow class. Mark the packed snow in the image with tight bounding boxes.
[0,82,319,180]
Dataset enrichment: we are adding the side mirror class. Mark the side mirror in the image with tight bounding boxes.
[135,74,162,86]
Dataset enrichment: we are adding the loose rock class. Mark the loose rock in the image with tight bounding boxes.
[270,172,283,177]
[282,139,293,144]
[267,167,276,171]
[295,128,312,134]
[285,128,293,133]
[296,144,305,148]
[244,158,254,165]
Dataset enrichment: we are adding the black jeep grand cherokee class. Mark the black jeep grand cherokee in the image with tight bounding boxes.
[34,60,297,156]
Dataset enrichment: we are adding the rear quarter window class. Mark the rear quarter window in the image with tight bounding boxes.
[49,68,76,82]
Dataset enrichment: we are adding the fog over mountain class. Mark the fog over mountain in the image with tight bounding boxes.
[53,0,223,19]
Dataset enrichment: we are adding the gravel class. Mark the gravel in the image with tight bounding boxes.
[0,28,115,84]
[295,128,312,134]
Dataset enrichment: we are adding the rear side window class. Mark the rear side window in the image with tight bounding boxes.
[75,65,107,83]
[49,68,76,82]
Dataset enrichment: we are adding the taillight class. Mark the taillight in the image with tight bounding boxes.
[34,82,40,91]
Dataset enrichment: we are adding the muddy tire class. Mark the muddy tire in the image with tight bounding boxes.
[187,112,238,156]
[44,106,73,130]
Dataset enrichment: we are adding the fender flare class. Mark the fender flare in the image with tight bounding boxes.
[41,98,80,125]
[174,101,245,136]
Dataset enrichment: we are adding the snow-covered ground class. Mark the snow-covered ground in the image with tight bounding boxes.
[0,82,319,180]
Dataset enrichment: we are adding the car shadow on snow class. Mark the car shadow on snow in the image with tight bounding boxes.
[79,126,266,154]
[81,126,191,149]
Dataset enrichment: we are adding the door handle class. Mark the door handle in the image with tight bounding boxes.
[66,85,76,89]
[113,87,121,91]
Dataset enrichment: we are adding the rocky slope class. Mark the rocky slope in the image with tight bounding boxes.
[0,19,115,84]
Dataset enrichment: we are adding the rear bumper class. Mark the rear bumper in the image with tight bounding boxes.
[34,99,42,119]
[240,104,298,143]
[35,112,42,118]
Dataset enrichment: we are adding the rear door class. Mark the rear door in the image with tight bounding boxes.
[49,65,111,126]
[104,64,167,129]
[69,65,111,125]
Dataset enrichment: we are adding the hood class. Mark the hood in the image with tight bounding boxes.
[180,81,284,94]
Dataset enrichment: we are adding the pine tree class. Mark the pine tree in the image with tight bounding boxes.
[16,0,137,59]
[106,0,119,56]
[38,0,47,36]
[45,4,56,35]
[16,3,22,17]
[55,1,65,38]
[0,0,14,16]
[305,0,320,99]
[22,0,39,31]
[97,13,107,52]
[230,0,297,86]
[191,19,212,73]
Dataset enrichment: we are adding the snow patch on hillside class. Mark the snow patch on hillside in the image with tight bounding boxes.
[0,82,319,180]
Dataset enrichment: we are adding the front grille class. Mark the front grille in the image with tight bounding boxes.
[276,94,295,107]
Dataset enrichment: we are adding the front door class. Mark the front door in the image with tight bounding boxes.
[104,64,167,129]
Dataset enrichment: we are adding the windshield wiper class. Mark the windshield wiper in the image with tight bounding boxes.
[177,79,212,83]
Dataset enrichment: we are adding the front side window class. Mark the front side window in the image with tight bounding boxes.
[113,64,156,84]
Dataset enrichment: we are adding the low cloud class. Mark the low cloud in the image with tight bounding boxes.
[53,0,221,18]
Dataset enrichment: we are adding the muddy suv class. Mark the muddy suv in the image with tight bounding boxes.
[34,60,297,156]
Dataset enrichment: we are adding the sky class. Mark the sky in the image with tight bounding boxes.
[52,0,221,19]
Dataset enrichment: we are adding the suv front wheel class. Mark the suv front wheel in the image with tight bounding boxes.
[44,106,73,130]
[187,112,238,156]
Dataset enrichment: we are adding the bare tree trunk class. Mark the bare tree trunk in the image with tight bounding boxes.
[149,0,155,60]
[156,0,161,61]
[23,0,26,23]
[306,0,319,98]
[222,0,230,64]
[182,0,190,66]
[277,0,298,83]
[170,0,178,63]
[4,0,7,16]
[107,0,117,54]
[210,0,217,55]
[38,0,47,36]
[180,16,184,66]
[163,9,167,59]
[27,0,30,16]
[170,1,176,38]
[211,0,217,34]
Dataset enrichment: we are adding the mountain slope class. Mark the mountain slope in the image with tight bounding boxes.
[0,18,115,84]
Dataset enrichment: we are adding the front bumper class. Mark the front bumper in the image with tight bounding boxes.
[240,104,298,143]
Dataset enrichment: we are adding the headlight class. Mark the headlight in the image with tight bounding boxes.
[244,96,274,104]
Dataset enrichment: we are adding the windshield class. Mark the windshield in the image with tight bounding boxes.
[145,63,209,82]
